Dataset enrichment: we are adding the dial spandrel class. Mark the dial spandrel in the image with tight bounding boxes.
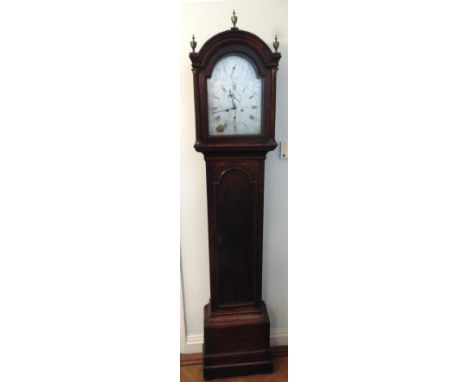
[207,55,262,136]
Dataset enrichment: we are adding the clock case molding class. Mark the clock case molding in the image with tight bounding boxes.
[189,25,281,380]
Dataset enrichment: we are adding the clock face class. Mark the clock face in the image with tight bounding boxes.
[207,55,262,136]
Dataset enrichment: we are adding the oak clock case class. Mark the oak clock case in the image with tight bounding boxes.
[189,12,281,380]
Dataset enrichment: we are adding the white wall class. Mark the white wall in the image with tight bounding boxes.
[180,0,288,346]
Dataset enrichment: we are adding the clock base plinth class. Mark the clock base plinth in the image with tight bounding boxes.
[202,302,273,380]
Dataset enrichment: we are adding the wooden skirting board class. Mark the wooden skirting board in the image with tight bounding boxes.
[180,345,288,366]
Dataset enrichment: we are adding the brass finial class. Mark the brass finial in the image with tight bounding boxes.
[190,34,197,53]
[273,35,279,53]
[231,10,238,29]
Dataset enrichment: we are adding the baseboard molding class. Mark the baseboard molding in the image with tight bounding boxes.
[181,345,288,366]
[182,328,288,355]
[270,328,288,347]
[184,334,204,354]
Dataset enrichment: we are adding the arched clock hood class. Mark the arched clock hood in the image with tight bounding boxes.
[189,24,281,155]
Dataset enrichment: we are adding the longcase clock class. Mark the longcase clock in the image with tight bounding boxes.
[189,11,281,380]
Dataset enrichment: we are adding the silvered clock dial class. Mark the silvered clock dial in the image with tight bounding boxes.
[207,54,262,136]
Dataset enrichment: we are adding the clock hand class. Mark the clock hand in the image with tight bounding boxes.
[232,108,237,131]
[228,89,237,110]
[211,107,235,114]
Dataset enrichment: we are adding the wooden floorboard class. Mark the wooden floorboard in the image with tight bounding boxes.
[181,346,287,366]
[180,352,203,366]
[180,355,287,382]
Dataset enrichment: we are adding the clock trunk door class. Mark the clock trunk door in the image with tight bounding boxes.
[206,157,264,310]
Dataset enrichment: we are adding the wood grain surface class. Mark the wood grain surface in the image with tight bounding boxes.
[181,356,287,382]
